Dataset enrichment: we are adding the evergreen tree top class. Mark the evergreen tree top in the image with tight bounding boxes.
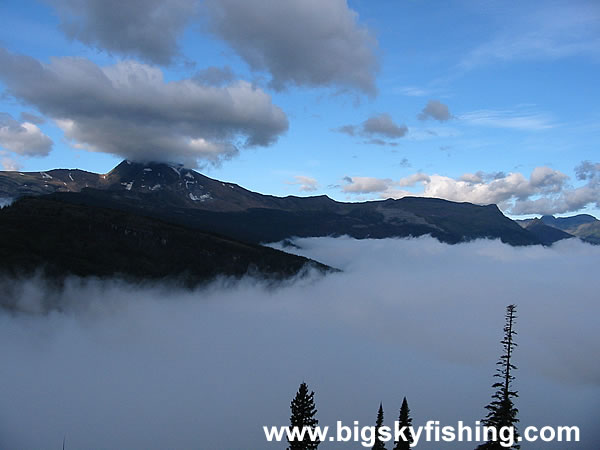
[372,403,386,450]
[288,382,320,450]
[394,397,413,450]
[478,305,520,450]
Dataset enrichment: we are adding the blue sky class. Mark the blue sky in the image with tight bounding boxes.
[0,0,598,218]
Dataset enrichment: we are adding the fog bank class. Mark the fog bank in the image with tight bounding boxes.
[1,237,599,449]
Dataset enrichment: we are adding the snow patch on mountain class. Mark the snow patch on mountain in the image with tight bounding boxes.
[189,192,211,202]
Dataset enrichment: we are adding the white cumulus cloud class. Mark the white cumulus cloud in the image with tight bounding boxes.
[341,164,600,215]
[0,113,53,157]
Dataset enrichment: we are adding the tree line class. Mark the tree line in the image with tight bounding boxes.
[286,304,519,449]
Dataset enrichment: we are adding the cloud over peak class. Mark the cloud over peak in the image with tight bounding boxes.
[0,48,288,167]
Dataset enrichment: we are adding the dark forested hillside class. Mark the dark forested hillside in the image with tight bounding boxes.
[0,197,330,286]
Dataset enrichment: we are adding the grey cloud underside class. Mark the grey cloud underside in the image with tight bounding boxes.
[45,0,379,94]
[362,113,408,138]
[0,48,288,167]
[336,113,408,146]
[49,0,197,65]
[202,0,379,95]
[19,112,46,125]
[418,100,452,122]
[0,112,53,157]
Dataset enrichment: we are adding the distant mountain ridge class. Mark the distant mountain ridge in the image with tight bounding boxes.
[539,214,598,230]
[0,160,542,246]
[517,214,600,245]
[519,219,575,246]
[4,160,598,247]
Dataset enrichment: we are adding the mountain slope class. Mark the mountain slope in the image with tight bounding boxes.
[0,196,329,286]
[567,221,600,245]
[521,219,575,245]
[0,160,541,246]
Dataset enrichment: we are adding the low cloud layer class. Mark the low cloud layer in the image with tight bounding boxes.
[202,0,379,95]
[0,237,598,449]
[418,100,453,122]
[49,0,197,65]
[0,48,288,167]
[341,163,600,215]
[0,113,53,157]
[336,113,408,146]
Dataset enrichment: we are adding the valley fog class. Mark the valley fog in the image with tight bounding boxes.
[1,236,599,449]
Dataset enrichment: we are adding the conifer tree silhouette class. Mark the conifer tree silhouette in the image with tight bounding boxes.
[393,397,413,450]
[476,304,520,449]
[372,403,386,450]
[288,382,320,450]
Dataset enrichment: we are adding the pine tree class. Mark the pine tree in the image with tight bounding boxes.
[393,397,413,450]
[476,304,520,449]
[372,403,386,450]
[287,382,320,450]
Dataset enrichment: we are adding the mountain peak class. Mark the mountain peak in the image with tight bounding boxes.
[103,160,215,205]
